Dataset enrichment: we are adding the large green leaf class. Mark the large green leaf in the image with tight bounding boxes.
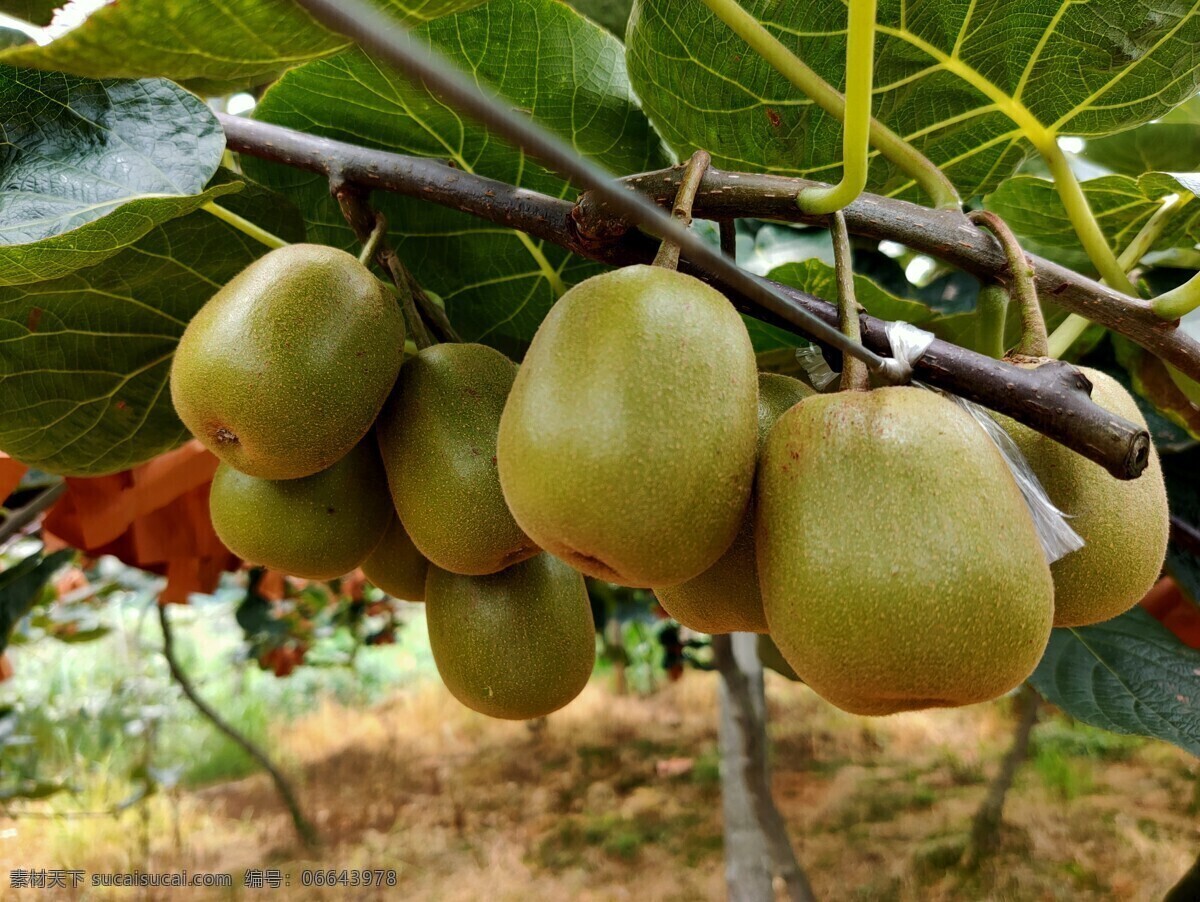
[1082,98,1200,177]
[626,0,1200,201]
[1029,607,1200,756]
[0,189,303,476]
[769,259,936,326]
[246,0,669,357]
[0,67,229,285]
[0,0,489,92]
[984,174,1200,273]
[0,0,58,27]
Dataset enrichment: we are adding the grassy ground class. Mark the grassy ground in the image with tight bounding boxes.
[2,607,1197,900]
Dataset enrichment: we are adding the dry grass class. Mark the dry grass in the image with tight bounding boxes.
[2,670,1196,900]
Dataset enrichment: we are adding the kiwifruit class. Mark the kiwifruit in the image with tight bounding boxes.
[209,438,392,580]
[376,342,537,576]
[362,515,429,601]
[655,373,813,633]
[426,553,595,720]
[497,265,758,587]
[1000,365,1169,626]
[757,386,1054,716]
[171,244,404,480]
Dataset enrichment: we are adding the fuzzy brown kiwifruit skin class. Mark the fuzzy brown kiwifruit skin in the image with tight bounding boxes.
[426,554,595,720]
[171,244,404,480]
[999,365,1169,627]
[497,265,759,588]
[376,342,537,577]
[756,386,1054,716]
[362,515,429,601]
[655,373,813,633]
[209,439,392,580]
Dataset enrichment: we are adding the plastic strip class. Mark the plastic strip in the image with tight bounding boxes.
[794,320,1081,564]
[883,320,935,378]
[942,392,1085,564]
[795,345,839,390]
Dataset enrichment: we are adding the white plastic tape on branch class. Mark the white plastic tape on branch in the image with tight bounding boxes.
[794,321,1083,564]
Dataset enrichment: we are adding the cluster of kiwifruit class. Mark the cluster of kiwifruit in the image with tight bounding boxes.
[170,244,1169,720]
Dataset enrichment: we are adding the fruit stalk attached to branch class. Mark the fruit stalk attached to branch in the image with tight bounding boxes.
[651,150,711,271]
[333,184,435,349]
[968,211,1047,359]
[829,211,869,391]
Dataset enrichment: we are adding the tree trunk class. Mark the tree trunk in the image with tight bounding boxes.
[714,633,816,902]
[1164,851,1200,901]
[962,684,1039,869]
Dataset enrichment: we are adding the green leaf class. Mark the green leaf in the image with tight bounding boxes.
[1029,607,1200,756]
[984,174,1200,273]
[0,548,73,654]
[0,67,229,285]
[1112,334,1200,442]
[0,190,302,476]
[1082,98,1200,177]
[767,259,936,325]
[0,0,58,27]
[627,0,1200,201]
[245,0,669,356]
[0,0,489,92]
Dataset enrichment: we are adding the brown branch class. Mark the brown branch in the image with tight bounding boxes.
[219,114,1154,479]
[157,603,319,849]
[961,684,1039,869]
[595,167,1198,379]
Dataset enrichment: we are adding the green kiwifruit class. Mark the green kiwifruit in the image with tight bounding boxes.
[171,244,404,480]
[1000,365,1169,626]
[376,342,536,576]
[362,515,429,601]
[497,265,758,587]
[655,373,813,633]
[757,386,1054,716]
[426,553,595,720]
[209,439,392,579]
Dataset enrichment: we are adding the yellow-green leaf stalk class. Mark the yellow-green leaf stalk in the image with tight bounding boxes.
[795,0,876,214]
[698,0,959,210]
[1048,192,1192,356]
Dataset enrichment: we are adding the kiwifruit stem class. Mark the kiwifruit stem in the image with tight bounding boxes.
[969,211,1048,359]
[831,211,869,392]
[400,263,462,343]
[652,150,712,271]
[975,282,1009,359]
[336,187,441,348]
[380,248,435,349]
[719,220,737,260]
[357,214,387,266]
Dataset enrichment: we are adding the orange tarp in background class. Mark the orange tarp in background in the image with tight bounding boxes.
[41,441,239,603]
[0,453,28,502]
